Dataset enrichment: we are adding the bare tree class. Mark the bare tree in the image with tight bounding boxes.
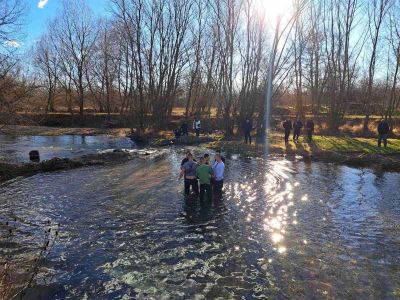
[33,34,59,114]
[384,1,400,129]
[0,0,29,127]
[363,0,392,134]
[50,0,98,119]
[0,0,25,46]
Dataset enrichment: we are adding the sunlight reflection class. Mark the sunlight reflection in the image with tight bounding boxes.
[277,246,287,254]
[271,232,284,243]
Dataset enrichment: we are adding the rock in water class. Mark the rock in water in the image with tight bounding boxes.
[128,135,149,147]
[29,150,40,162]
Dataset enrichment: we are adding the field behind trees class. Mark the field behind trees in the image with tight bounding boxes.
[1,0,400,136]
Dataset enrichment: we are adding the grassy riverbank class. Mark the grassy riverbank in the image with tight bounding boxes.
[2,124,400,156]
[208,133,400,156]
[1,124,400,172]
[207,133,400,171]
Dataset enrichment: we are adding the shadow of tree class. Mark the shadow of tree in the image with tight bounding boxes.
[343,136,388,154]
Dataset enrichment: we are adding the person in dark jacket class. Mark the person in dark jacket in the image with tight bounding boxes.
[244,118,253,144]
[283,119,292,145]
[174,128,182,139]
[293,119,303,141]
[180,121,188,136]
[179,153,199,196]
[204,153,210,165]
[377,119,390,148]
[306,119,315,142]
[181,151,197,166]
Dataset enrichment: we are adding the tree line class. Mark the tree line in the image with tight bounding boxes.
[1,0,400,135]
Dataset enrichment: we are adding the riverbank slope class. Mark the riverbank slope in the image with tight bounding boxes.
[207,133,400,171]
[1,125,400,176]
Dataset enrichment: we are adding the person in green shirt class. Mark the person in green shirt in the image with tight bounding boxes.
[196,157,214,201]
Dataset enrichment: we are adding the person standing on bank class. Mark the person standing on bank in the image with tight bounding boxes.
[244,118,253,144]
[179,153,199,196]
[306,119,315,143]
[196,157,214,201]
[293,118,303,141]
[193,117,201,137]
[283,119,292,145]
[181,121,188,136]
[212,153,225,198]
[377,119,390,148]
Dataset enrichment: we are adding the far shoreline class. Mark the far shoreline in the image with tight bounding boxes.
[1,125,400,180]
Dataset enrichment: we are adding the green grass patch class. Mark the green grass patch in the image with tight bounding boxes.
[209,133,400,157]
[312,136,400,154]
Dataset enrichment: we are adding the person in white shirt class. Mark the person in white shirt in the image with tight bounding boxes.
[212,153,225,198]
[193,117,201,137]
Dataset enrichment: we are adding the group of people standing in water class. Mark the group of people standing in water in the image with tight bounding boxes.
[179,151,225,201]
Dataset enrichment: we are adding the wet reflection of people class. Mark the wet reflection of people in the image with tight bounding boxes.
[182,196,225,225]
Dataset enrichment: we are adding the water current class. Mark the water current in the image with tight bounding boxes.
[0,145,399,299]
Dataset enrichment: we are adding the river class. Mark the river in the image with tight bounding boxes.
[0,134,135,163]
[0,141,400,299]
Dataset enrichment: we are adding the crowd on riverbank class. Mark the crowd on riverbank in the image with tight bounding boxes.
[174,116,393,149]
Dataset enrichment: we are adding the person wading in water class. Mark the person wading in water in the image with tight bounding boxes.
[196,157,214,201]
[179,153,199,197]
[181,151,197,166]
[212,153,225,199]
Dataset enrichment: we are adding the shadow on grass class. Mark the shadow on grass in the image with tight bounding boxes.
[342,136,378,154]
[284,141,295,153]
[343,136,397,154]
[315,136,347,152]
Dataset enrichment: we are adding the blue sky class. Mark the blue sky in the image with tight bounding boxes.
[22,0,110,49]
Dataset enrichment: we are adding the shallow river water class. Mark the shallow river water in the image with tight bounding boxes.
[0,134,135,162]
[1,147,400,299]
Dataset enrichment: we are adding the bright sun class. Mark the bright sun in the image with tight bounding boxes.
[253,0,293,24]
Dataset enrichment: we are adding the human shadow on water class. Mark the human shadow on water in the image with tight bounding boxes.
[181,196,226,227]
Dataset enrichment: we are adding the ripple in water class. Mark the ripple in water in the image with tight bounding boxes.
[0,149,400,299]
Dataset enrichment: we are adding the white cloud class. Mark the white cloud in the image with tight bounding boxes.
[38,0,49,9]
[4,40,21,48]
